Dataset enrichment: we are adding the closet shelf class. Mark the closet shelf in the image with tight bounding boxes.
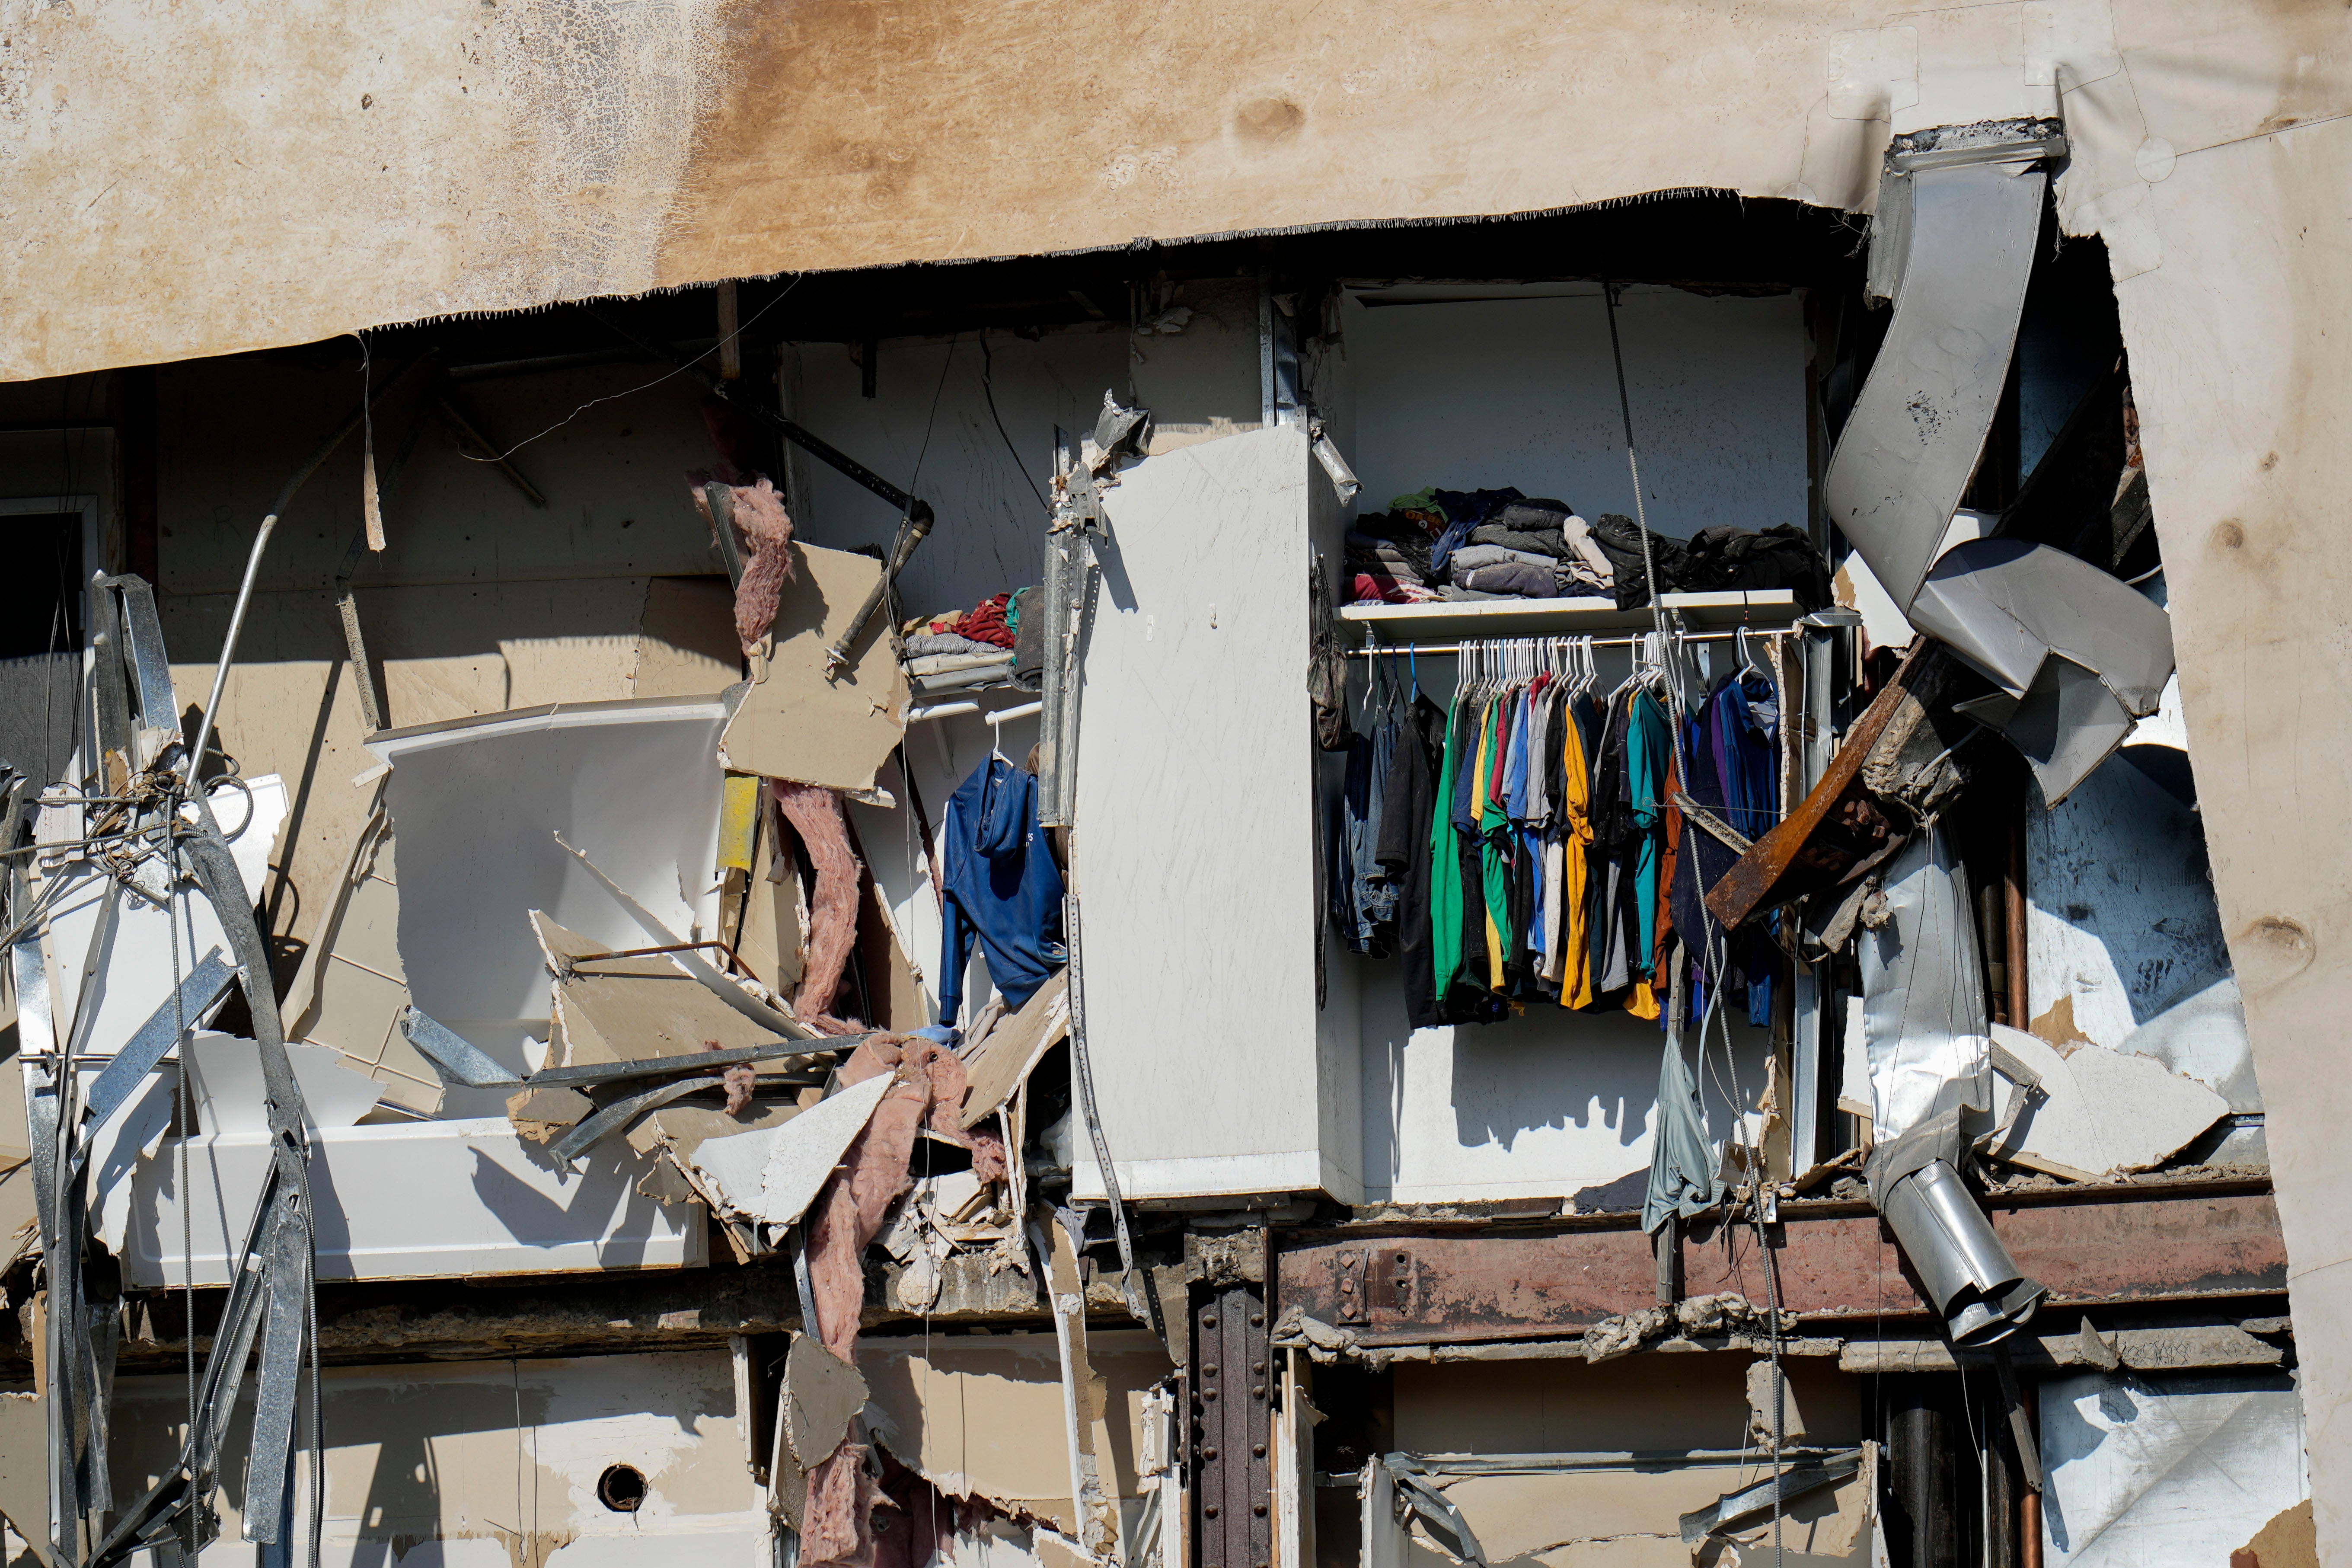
[1339,589,1801,643]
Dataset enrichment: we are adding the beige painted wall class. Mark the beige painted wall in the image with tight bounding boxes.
[96,1350,760,1565]
[140,354,740,973]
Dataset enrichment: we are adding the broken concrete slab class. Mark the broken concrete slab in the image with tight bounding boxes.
[1981,1023,2228,1181]
[717,542,909,795]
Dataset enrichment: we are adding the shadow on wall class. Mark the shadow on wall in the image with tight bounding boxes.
[1356,960,1772,1205]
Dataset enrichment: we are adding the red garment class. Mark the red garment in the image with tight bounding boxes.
[954,592,1016,649]
[1351,568,1438,605]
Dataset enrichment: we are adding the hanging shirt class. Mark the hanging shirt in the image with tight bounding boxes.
[936,757,1066,1028]
[1557,691,1598,1008]
[1377,694,1450,1030]
[1624,690,1672,981]
[1471,693,1511,992]
[1430,694,1474,1010]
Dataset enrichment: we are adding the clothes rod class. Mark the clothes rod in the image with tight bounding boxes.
[1346,628,1790,657]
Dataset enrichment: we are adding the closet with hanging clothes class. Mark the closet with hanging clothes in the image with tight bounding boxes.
[1342,624,1796,1035]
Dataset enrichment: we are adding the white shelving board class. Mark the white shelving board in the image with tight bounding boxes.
[1339,589,1803,644]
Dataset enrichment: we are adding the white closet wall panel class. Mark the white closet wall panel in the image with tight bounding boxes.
[1073,424,1362,1202]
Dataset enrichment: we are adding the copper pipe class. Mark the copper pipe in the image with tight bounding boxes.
[2021,1487,2043,1567]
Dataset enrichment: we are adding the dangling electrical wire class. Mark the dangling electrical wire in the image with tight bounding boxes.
[1605,279,1789,1567]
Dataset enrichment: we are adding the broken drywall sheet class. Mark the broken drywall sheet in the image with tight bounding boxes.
[368,697,730,1114]
[717,542,909,794]
[109,1116,706,1285]
[534,912,777,1065]
[755,1071,896,1226]
[0,1390,48,1568]
[37,774,285,1067]
[632,575,745,698]
[784,1333,870,1472]
[2114,976,2263,1162]
[1982,1023,2227,1180]
[2041,1370,2308,1567]
[856,1329,1173,1534]
[631,1071,895,1231]
[2023,740,2233,1055]
[284,809,441,1114]
[960,970,1069,1130]
[184,1032,384,1133]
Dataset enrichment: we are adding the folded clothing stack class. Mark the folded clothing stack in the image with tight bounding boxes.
[903,587,1036,658]
[1340,487,1833,613]
[1344,510,1443,604]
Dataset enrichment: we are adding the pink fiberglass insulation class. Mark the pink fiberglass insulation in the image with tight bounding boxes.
[770,780,862,1029]
[799,1035,1009,1567]
[684,471,798,653]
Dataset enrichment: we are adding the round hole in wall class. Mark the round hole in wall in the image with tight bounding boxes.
[597,1465,647,1514]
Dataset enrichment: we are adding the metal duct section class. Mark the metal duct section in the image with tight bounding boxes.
[1879,1158,2047,1345]
[1826,119,2174,804]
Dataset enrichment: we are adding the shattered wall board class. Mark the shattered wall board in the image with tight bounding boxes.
[96,1351,762,1564]
[855,1328,1174,1535]
[370,696,729,1111]
[715,541,908,795]
[2041,1370,2309,1566]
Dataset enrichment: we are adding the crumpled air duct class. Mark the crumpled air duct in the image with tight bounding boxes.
[1827,118,2173,804]
[1860,828,2047,1347]
[1879,1158,2047,1345]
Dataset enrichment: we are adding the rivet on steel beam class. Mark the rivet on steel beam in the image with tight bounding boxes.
[1204,1389,1219,1402]
[1252,1362,1265,1375]
[1204,1315,1219,1328]
[1253,1504,1268,1518]
[1204,1505,1220,1519]
[1203,1447,1219,1460]
[1252,1444,1266,1458]
[1250,1314,1264,1326]
[1251,1385,1264,1399]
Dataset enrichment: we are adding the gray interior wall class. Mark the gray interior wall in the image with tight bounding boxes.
[1335,285,1810,538]
[780,326,1129,618]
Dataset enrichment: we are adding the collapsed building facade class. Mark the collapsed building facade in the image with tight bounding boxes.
[1,5,2346,1567]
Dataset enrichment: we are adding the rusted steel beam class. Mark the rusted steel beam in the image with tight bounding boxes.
[1276,1191,2286,1344]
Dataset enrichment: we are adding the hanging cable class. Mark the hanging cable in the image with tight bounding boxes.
[1605,278,1787,1567]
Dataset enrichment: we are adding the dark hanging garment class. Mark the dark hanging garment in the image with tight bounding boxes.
[1586,693,1634,995]
[1672,697,1739,963]
[1376,694,1449,1029]
[1329,729,1381,955]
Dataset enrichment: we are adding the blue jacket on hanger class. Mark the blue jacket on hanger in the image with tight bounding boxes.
[936,756,1066,1028]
